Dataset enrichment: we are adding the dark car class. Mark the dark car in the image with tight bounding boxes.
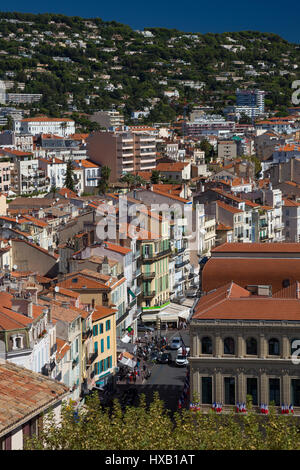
[156,352,172,364]
[137,324,155,332]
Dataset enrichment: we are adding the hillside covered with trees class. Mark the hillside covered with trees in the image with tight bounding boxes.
[0,11,299,123]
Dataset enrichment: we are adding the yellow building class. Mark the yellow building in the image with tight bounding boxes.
[91,305,117,388]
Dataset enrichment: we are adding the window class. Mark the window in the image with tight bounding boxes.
[224,337,235,355]
[291,379,300,407]
[269,338,280,356]
[202,377,212,404]
[224,377,235,405]
[202,337,213,354]
[247,378,258,405]
[246,337,257,355]
[101,339,104,353]
[99,324,103,334]
[106,320,111,331]
[92,325,98,336]
[269,378,280,406]
[94,341,98,353]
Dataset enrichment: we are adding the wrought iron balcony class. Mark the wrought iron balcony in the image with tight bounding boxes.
[143,290,156,299]
[87,351,98,366]
[141,271,156,280]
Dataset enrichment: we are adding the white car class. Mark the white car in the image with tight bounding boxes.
[170,337,182,350]
[175,354,189,367]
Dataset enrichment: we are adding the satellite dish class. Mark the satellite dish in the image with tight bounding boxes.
[54,286,60,293]
[13,265,17,270]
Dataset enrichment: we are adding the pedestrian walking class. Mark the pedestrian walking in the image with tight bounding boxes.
[133,373,136,383]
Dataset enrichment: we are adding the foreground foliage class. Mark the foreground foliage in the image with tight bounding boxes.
[25,392,300,450]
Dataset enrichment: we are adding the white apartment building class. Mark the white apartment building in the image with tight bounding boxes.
[283,199,300,242]
[14,117,75,137]
[38,157,67,189]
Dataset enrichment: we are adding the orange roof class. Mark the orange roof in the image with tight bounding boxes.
[58,188,78,199]
[193,281,300,321]
[92,305,117,322]
[74,159,99,168]
[216,200,242,214]
[102,242,131,255]
[0,361,68,434]
[21,117,73,122]
[212,242,300,253]
[156,162,189,172]
[284,198,300,207]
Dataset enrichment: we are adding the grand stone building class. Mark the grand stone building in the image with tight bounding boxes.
[190,281,300,412]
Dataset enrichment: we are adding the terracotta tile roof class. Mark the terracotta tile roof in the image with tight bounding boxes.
[92,305,117,322]
[283,198,300,207]
[56,338,70,361]
[216,200,243,214]
[21,214,48,228]
[156,162,189,172]
[202,256,300,294]
[212,242,300,253]
[193,281,300,321]
[38,298,81,323]
[21,117,73,122]
[56,274,109,291]
[216,223,232,231]
[102,242,131,255]
[151,188,190,203]
[0,360,69,436]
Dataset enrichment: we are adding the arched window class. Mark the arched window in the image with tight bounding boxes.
[224,337,235,355]
[246,337,257,355]
[202,336,212,354]
[269,338,280,356]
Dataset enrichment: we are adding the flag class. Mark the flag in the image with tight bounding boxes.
[236,402,240,413]
[178,398,182,409]
[212,402,216,411]
[242,403,246,413]
[290,404,294,414]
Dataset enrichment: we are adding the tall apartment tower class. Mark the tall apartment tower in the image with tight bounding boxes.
[87,130,157,181]
[236,89,265,114]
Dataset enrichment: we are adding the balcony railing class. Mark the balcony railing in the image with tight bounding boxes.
[50,343,57,356]
[143,291,156,299]
[142,248,171,261]
[82,329,92,341]
[141,271,156,280]
[175,260,189,270]
[87,351,98,366]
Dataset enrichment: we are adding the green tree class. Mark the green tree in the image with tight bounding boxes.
[150,170,161,184]
[25,392,300,450]
[98,165,111,195]
[64,159,76,191]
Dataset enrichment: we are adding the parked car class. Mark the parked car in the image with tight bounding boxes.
[175,354,189,367]
[170,337,182,350]
[156,352,172,364]
[137,324,155,332]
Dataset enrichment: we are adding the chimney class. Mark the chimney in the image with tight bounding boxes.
[27,300,33,318]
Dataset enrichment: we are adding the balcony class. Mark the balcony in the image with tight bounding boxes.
[134,250,141,260]
[50,343,57,356]
[141,271,156,280]
[133,267,141,278]
[87,351,98,366]
[142,248,171,261]
[143,291,156,299]
[82,329,92,341]
[175,259,189,270]
[274,223,284,231]
[135,285,141,296]
[72,356,79,368]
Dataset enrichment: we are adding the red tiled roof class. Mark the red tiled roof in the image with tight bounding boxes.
[0,361,69,435]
